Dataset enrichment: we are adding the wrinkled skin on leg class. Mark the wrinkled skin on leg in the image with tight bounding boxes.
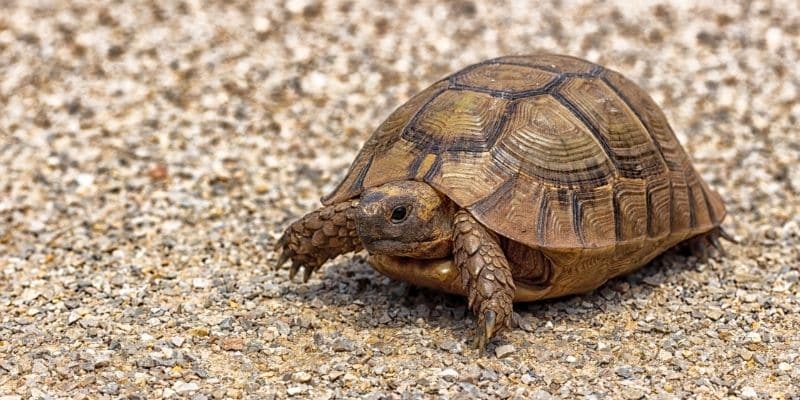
[274,200,362,282]
[452,210,515,349]
[274,180,455,280]
[275,181,516,350]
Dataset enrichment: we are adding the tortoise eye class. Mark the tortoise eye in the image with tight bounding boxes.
[390,206,409,223]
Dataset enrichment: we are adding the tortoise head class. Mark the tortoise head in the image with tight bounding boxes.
[355,181,455,258]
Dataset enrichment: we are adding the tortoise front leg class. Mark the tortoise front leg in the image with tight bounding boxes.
[453,210,516,349]
[274,200,363,282]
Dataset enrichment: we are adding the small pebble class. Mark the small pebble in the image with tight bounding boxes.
[221,337,245,351]
[171,336,186,347]
[438,340,462,354]
[292,371,312,383]
[189,327,210,337]
[739,349,753,361]
[287,386,306,396]
[332,338,355,352]
[495,344,515,359]
[746,332,762,343]
[94,354,111,368]
[192,278,210,289]
[740,387,758,399]
[174,382,200,393]
[67,312,81,325]
[438,368,459,382]
[100,383,120,395]
[531,389,554,400]
[622,388,645,400]
[705,309,724,321]
[615,366,634,379]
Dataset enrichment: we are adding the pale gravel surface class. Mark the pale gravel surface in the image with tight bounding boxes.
[1,0,799,399]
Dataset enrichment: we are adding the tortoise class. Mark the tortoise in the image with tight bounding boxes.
[275,54,731,349]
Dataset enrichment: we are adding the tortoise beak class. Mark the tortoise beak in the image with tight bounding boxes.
[355,189,413,255]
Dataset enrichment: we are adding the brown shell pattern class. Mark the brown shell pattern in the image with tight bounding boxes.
[323,54,726,250]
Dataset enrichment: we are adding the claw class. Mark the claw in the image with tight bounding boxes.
[472,321,486,350]
[276,250,290,270]
[690,240,709,263]
[698,245,709,263]
[289,260,301,280]
[274,232,288,252]
[709,235,721,249]
[274,231,291,270]
[710,235,726,256]
[472,310,497,351]
[302,265,314,283]
[484,310,497,339]
[719,228,738,244]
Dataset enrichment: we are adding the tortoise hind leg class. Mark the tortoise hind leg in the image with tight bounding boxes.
[275,200,363,281]
[452,210,516,350]
[683,227,736,262]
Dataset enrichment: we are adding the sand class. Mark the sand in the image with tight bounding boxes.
[1,0,799,398]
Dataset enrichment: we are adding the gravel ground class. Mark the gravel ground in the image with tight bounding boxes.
[1,0,799,399]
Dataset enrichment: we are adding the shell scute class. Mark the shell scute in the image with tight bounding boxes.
[403,90,509,152]
[426,151,513,207]
[323,54,726,250]
[612,179,649,241]
[645,176,672,239]
[452,63,559,96]
[558,77,667,179]
[572,186,617,247]
[492,95,614,186]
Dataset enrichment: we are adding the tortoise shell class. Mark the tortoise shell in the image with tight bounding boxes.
[323,54,726,250]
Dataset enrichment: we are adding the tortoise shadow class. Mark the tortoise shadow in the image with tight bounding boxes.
[287,248,708,348]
